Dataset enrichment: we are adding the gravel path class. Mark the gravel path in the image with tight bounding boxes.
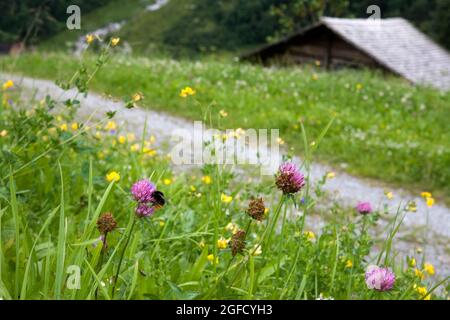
[2,73,449,277]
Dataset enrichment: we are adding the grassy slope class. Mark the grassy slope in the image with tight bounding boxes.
[40,0,145,51]
[2,52,450,200]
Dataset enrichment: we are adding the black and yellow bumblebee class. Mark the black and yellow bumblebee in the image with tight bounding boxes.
[152,190,166,210]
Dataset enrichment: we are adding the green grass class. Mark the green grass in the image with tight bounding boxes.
[0,48,448,300]
[2,52,449,201]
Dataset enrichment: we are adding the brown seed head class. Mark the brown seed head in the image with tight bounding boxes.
[247,198,266,221]
[230,230,246,256]
[97,212,117,234]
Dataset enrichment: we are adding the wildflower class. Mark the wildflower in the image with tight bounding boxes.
[111,37,120,46]
[163,178,172,185]
[118,135,126,144]
[130,143,140,152]
[86,34,95,44]
[365,265,395,291]
[277,137,285,145]
[221,193,233,204]
[132,92,143,102]
[59,123,68,131]
[207,254,219,265]
[424,263,435,276]
[135,203,155,218]
[159,220,165,227]
[2,80,14,90]
[420,192,432,199]
[105,121,117,132]
[345,259,353,268]
[252,244,262,256]
[225,222,239,234]
[415,268,425,280]
[356,83,363,90]
[406,201,417,212]
[326,172,336,179]
[304,231,316,241]
[201,175,212,184]
[180,86,196,98]
[312,74,318,81]
[217,238,228,249]
[426,197,434,208]
[127,133,136,142]
[315,60,321,67]
[106,171,120,182]
[275,162,305,195]
[131,179,156,203]
[219,109,228,117]
[230,230,246,256]
[415,286,431,300]
[71,122,78,130]
[0,130,7,137]
[385,191,394,200]
[247,198,266,221]
[356,201,372,215]
[97,212,117,234]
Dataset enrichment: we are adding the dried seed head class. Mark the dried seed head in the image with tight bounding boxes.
[230,230,246,256]
[97,212,117,234]
[247,198,266,221]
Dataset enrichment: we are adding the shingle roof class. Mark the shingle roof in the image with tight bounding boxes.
[244,17,450,90]
[320,17,450,90]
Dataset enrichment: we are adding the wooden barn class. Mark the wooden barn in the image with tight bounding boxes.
[242,17,450,90]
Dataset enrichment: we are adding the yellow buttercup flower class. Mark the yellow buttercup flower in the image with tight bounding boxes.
[201,175,212,185]
[424,263,435,276]
[217,238,228,250]
[106,171,120,182]
[406,201,417,212]
[415,286,431,300]
[304,231,316,241]
[71,122,78,130]
[385,191,394,200]
[111,37,120,46]
[252,244,262,256]
[130,143,140,152]
[420,192,432,199]
[132,92,143,102]
[225,222,239,234]
[0,129,8,137]
[345,259,353,268]
[415,268,425,280]
[118,135,126,144]
[221,193,233,204]
[105,121,117,131]
[2,80,14,90]
[86,34,95,44]
[190,185,196,192]
[426,197,434,208]
[163,178,172,185]
[219,109,228,117]
[59,123,68,131]
[207,254,219,265]
[326,172,336,179]
[311,74,318,81]
[179,86,196,98]
[159,220,165,227]
[356,83,363,90]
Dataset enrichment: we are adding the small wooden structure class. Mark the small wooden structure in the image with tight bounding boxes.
[242,17,450,90]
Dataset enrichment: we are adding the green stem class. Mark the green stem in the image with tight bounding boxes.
[111,218,136,298]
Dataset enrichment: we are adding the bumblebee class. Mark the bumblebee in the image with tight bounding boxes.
[152,190,166,209]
